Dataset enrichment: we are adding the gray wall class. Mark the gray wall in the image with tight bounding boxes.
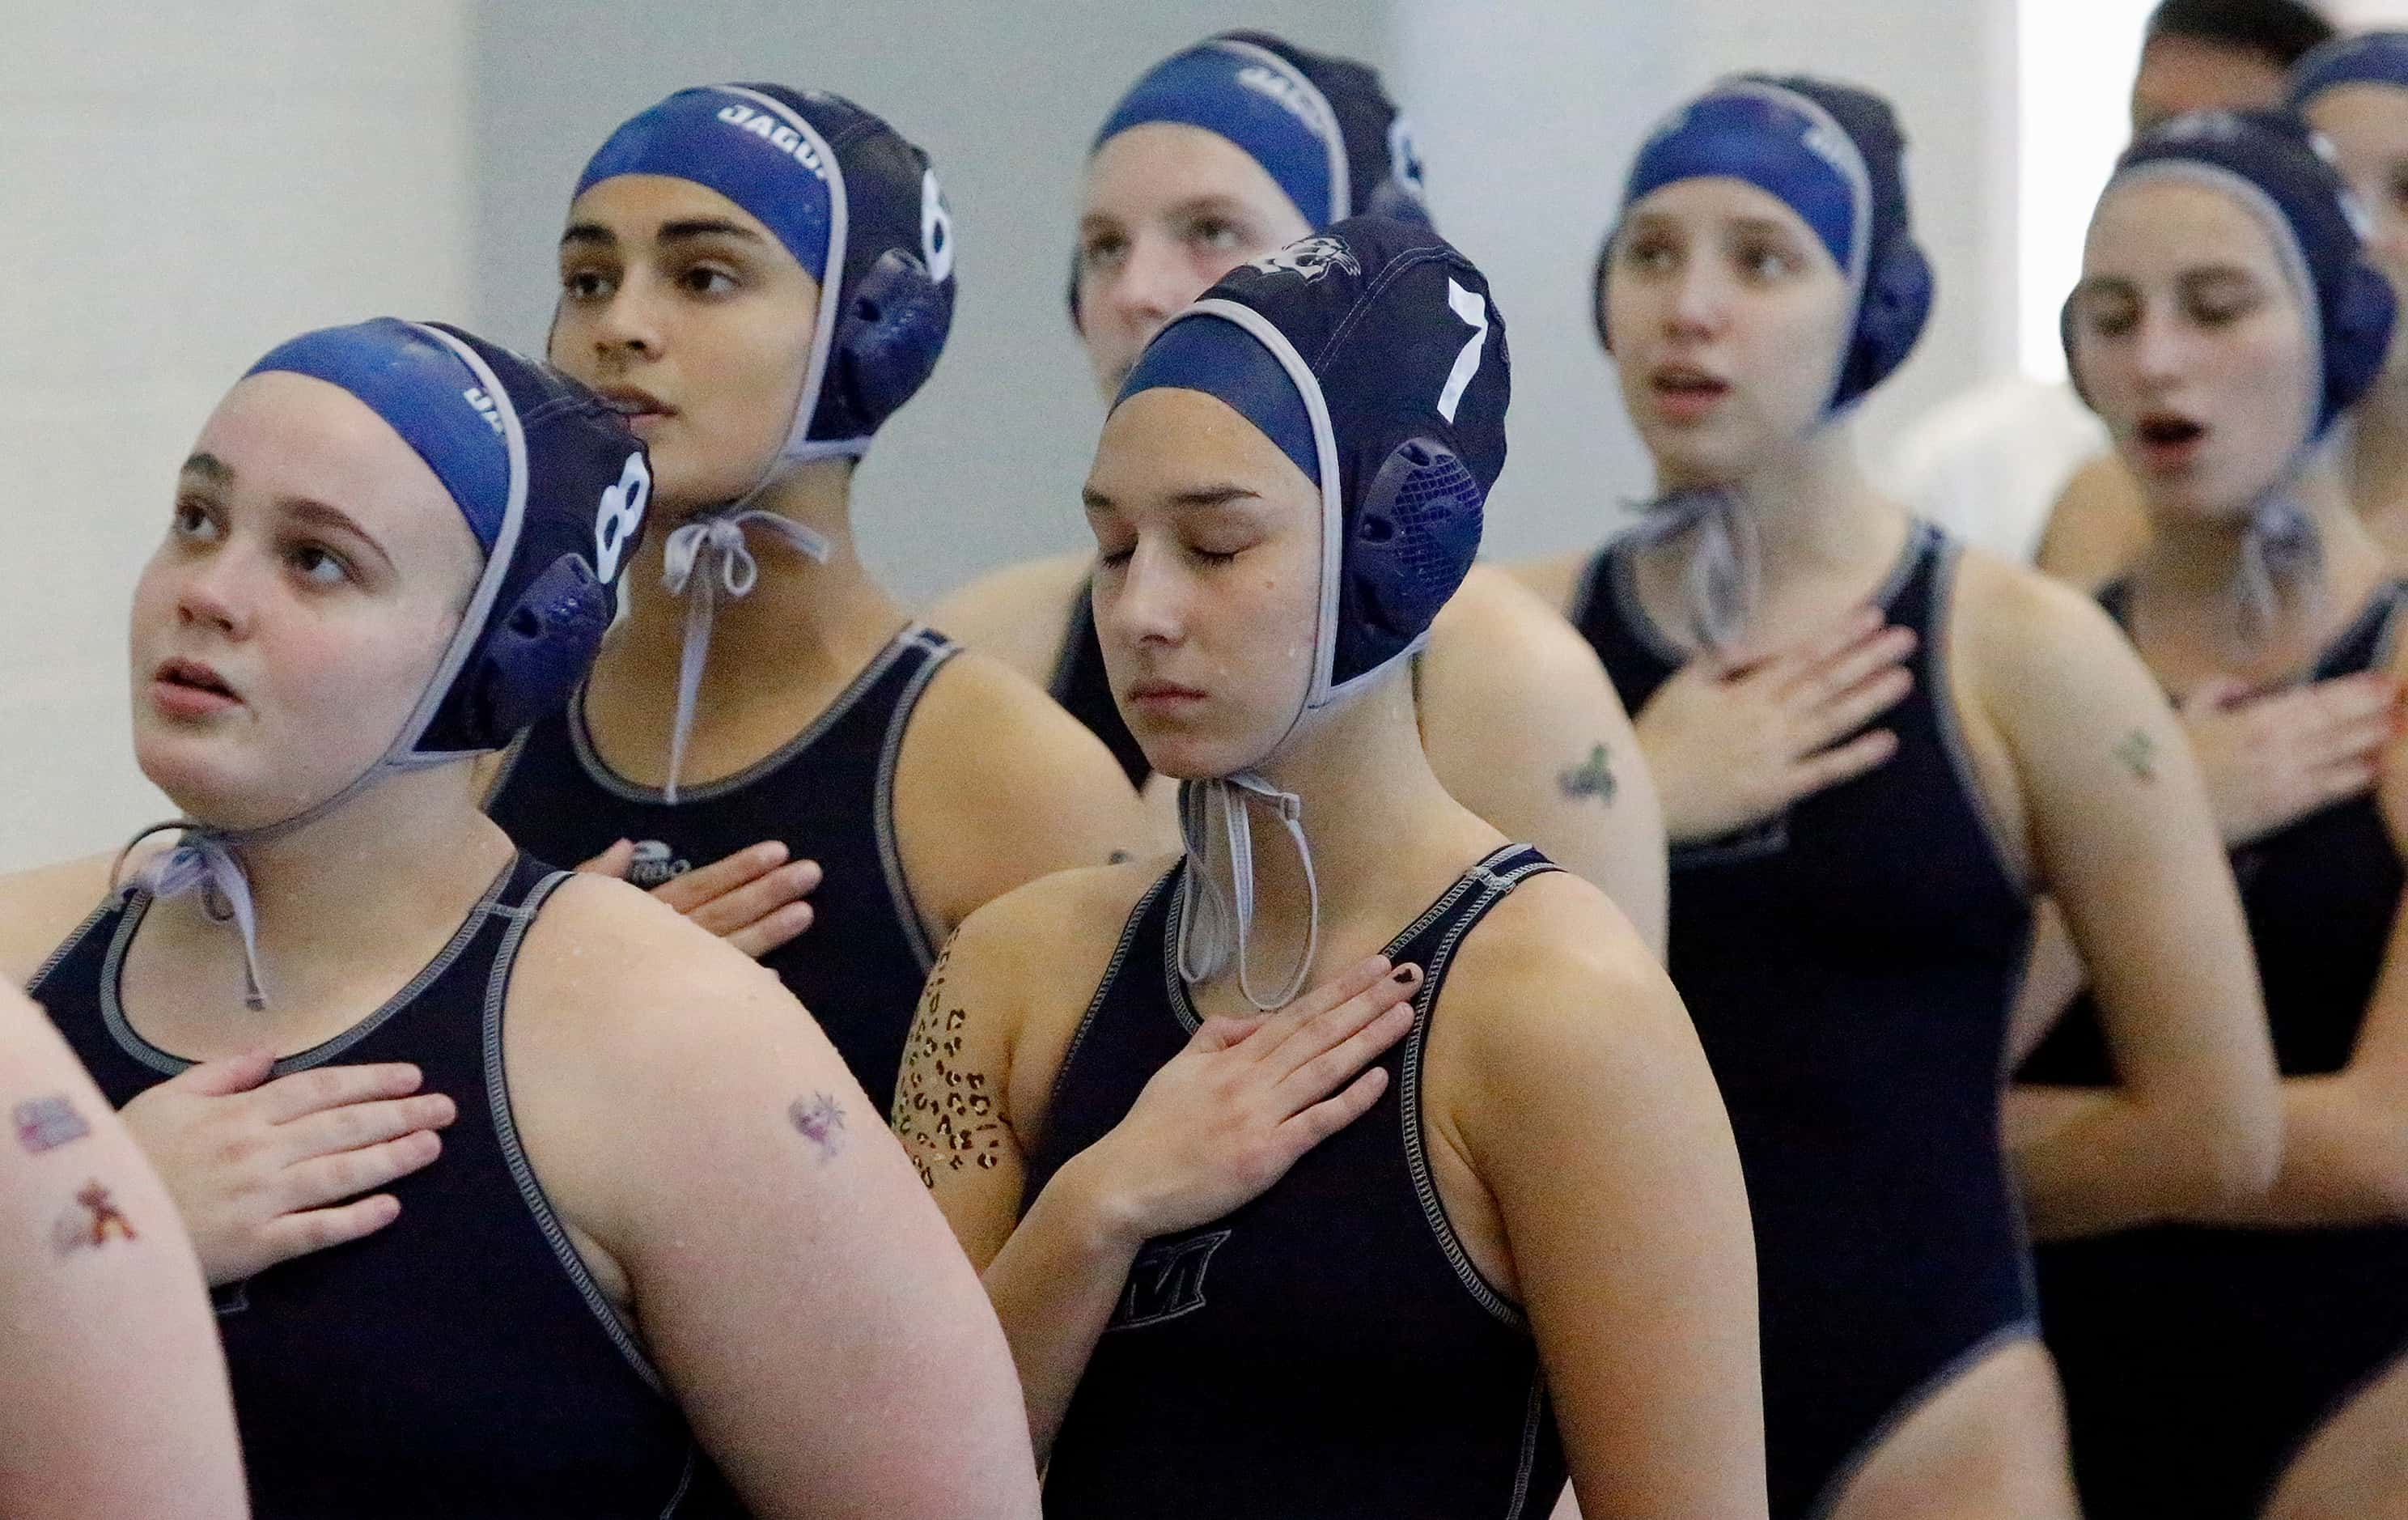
[468,0,1389,605]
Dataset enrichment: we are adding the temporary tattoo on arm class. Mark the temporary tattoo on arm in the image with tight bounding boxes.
[892,941,1008,1188]
[1558,742,1618,805]
[53,1181,137,1255]
[13,1097,91,1155]
[2114,729,2159,783]
[789,1093,846,1161]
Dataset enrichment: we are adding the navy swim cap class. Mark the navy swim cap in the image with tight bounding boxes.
[576,83,956,461]
[2290,31,2408,108]
[1117,215,1506,740]
[1111,215,1505,1011]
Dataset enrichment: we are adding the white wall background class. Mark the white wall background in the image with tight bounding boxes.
[0,2,476,868]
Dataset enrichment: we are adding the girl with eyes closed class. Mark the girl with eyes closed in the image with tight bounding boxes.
[2020,108,2408,1520]
[1512,75,2281,1519]
[483,84,1147,1109]
[899,218,1762,1519]
[928,32,1669,956]
[0,319,1038,1518]
[2027,40,2408,862]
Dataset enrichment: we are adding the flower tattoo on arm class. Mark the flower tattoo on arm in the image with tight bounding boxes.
[789,1093,846,1162]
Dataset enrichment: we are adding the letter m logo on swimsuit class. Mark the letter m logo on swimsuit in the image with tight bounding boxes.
[1106,1228,1234,1331]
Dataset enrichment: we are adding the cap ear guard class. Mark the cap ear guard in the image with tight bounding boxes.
[1333,436,1483,686]
[1836,236,1934,409]
[447,555,616,744]
[2325,259,2398,424]
[831,243,953,433]
[413,334,652,756]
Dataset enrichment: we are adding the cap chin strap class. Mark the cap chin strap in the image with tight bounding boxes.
[659,496,832,803]
[2230,474,2327,656]
[1176,771,1319,1013]
[112,826,270,1010]
[1634,483,1760,654]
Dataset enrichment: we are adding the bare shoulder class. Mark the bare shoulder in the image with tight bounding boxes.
[1432,564,1597,667]
[1950,546,2142,710]
[0,852,128,988]
[1425,566,1622,719]
[910,645,1124,783]
[511,871,799,1055]
[1494,548,1597,620]
[1437,869,1681,1064]
[924,549,1095,686]
[946,856,1174,1018]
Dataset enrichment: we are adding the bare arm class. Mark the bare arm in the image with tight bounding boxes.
[1976,564,2279,1238]
[1454,897,1766,1518]
[0,986,247,1519]
[895,651,1151,941]
[1419,567,1668,957]
[512,878,1041,1519]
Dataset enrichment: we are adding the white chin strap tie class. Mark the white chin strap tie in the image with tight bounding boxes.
[112,825,269,1010]
[1634,483,1758,654]
[1176,771,1320,1013]
[659,507,832,802]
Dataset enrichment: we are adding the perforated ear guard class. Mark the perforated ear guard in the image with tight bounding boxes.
[2326,261,2399,423]
[1333,436,1482,684]
[836,245,952,429]
[1836,236,1933,408]
[447,556,616,745]
[410,326,651,757]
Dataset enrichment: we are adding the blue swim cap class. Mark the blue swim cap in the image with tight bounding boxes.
[247,317,651,759]
[575,84,956,463]
[1117,310,1320,489]
[1608,74,1932,414]
[129,320,650,1010]
[1112,217,1505,1012]
[579,85,836,282]
[1094,32,1429,231]
[1117,217,1506,729]
[2289,32,2408,108]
